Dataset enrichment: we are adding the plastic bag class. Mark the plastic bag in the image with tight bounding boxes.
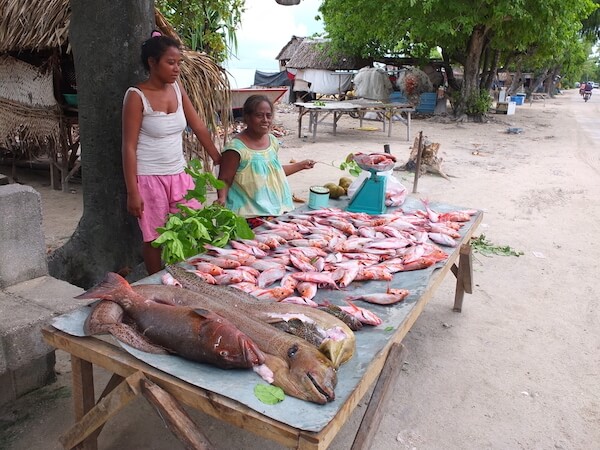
[347,170,407,207]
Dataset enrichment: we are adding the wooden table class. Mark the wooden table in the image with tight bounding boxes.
[295,100,414,143]
[43,205,482,450]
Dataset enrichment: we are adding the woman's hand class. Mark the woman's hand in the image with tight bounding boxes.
[127,192,144,218]
[298,159,316,170]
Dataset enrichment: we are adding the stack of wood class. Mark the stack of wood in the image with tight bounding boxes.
[396,135,449,180]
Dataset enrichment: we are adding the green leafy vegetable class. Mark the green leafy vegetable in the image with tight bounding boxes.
[152,159,253,264]
[313,100,326,106]
[254,384,285,405]
[470,234,523,257]
[339,154,362,177]
[384,326,395,332]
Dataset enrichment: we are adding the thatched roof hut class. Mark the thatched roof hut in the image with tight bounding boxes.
[0,1,229,179]
[275,36,305,69]
[283,38,368,71]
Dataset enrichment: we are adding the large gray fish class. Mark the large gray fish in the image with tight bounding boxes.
[164,264,356,368]
[133,282,338,404]
[76,273,265,370]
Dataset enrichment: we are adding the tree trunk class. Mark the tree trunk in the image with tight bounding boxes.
[456,25,489,118]
[48,1,154,288]
[483,49,500,90]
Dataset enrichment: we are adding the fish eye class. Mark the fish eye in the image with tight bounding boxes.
[287,344,299,359]
[219,350,229,357]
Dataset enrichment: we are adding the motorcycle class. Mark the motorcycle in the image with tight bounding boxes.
[583,91,592,102]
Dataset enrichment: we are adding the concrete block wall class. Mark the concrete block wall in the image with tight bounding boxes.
[0,185,48,288]
[0,185,86,407]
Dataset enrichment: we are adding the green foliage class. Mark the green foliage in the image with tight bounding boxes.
[254,384,285,404]
[156,0,245,63]
[464,89,492,116]
[152,159,253,264]
[471,235,524,257]
[320,0,598,116]
[339,154,362,177]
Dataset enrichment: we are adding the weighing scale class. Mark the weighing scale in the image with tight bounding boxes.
[346,157,395,215]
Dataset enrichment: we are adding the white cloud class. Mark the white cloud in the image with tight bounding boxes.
[226,0,324,71]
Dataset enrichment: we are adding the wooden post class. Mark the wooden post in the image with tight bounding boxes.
[141,378,214,450]
[70,356,97,450]
[451,244,473,312]
[351,343,407,450]
[412,131,424,193]
[60,371,145,449]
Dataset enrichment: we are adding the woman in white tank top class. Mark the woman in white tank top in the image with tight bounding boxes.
[122,31,221,275]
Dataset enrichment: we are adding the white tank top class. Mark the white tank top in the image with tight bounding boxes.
[124,83,187,175]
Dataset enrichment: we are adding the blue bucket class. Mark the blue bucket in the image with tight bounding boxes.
[308,186,330,209]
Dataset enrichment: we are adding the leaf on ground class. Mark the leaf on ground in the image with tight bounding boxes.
[471,234,524,257]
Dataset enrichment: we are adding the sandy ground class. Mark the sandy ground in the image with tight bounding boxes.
[1,89,600,449]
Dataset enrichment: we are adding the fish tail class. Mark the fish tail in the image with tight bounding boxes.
[75,272,135,309]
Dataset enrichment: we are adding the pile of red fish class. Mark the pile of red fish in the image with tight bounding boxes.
[166,203,476,327]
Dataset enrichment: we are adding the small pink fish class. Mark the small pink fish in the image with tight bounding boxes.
[354,267,393,281]
[291,272,338,290]
[438,211,474,222]
[161,272,182,286]
[421,199,439,223]
[229,240,268,257]
[290,253,318,272]
[203,244,257,266]
[257,267,288,288]
[348,288,410,305]
[192,262,224,276]
[339,301,382,326]
[332,260,360,288]
[296,281,318,300]
[253,287,294,302]
[280,274,299,290]
[428,232,457,247]
[189,255,241,269]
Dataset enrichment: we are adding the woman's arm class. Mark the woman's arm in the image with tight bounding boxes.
[283,159,315,176]
[122,90,144,218]
[215,150,241,205]
[178,81,221,165]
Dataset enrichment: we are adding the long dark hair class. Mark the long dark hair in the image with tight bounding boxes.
[140,31,180,71]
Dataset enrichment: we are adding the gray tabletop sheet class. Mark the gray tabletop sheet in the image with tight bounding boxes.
[52,198,480,432]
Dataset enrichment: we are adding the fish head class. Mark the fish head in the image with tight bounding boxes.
[286,342,337,404]
[263,347,336,405]
[194,310,266,369]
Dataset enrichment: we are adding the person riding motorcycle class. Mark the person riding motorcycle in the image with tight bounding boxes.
[584,82,593,96]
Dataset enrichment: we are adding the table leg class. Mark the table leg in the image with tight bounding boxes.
[406,111,411,141]
[387,109,392,137]
[297,107,304,138]
[333,111,339,135]
[312,111,318,142]
[451,244,473,312]
[71,356,97,450]
[351,343,407,450]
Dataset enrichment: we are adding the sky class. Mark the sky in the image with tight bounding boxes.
[224,0,325,88]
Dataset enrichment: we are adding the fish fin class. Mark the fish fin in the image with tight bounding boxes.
[75,272,132,300]
[191,308,212,318]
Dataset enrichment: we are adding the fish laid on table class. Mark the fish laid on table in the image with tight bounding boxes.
[164,265,355,369]
[133,282,338,404]
[76,273,265,369]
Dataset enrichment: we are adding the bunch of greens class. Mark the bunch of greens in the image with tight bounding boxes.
[470,234,523,257]
[152,159,253,264]
[338,153,362,177]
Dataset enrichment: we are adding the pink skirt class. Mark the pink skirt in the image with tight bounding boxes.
[137,172,201,242]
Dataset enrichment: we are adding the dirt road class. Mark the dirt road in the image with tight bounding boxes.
[1,90,599,449]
